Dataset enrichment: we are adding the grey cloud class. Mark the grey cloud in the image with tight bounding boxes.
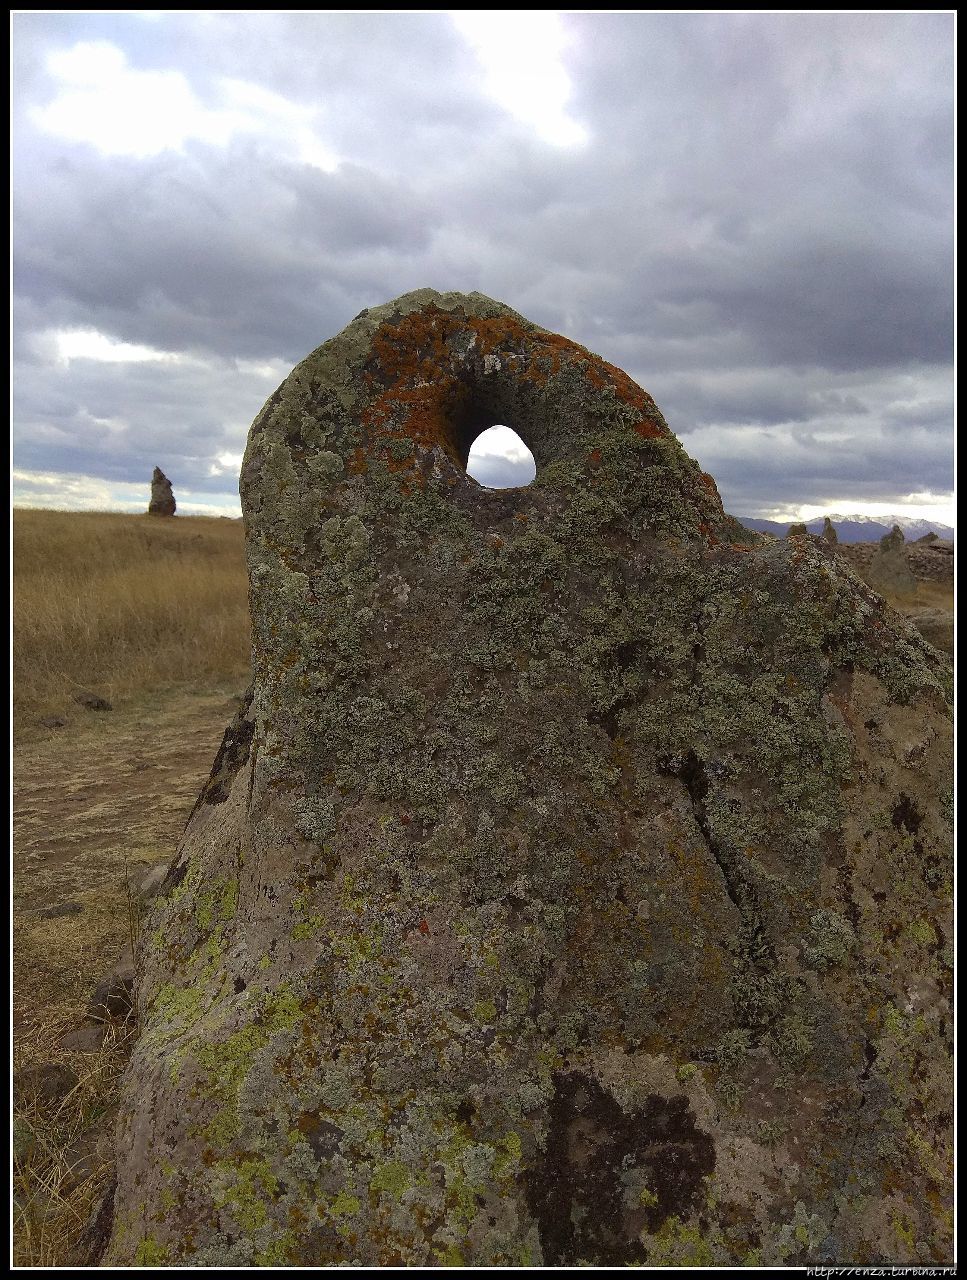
[12,11,953,517]
[13,350,275,491]
[686,417,952,516]
[466,455,536,491]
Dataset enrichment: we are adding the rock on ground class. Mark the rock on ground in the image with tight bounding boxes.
[103,290,952,1267]
[74,691,112,712]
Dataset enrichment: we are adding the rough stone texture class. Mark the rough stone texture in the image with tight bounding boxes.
[105,291,952,1267]
[135,862,174,907]
[58,1025,109,1054]
[821,516,838,545]
[904,609,953,658]
[786,521,809,538]
[149,467,177,517]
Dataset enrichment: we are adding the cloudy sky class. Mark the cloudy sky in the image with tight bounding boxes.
[12,11,954,523]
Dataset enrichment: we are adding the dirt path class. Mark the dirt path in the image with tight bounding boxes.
[13,683,244,1034]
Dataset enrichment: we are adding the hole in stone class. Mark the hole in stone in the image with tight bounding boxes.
[465,424,536,489]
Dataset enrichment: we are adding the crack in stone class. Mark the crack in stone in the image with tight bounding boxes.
[660,749,779,1031]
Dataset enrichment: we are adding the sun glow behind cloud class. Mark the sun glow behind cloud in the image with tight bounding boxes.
[793,494,955,526]
[32,41,338,168]
[48,328,184,365]
[756,493,955,527]
[452,12,588,147]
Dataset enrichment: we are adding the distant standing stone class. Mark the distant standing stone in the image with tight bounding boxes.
[868,523,917,596]
[148,467,176,517]
[786,521,809,537]
[821,516,838,544]
[879,523,906,554]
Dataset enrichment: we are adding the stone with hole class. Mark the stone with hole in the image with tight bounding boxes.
[102,290,952,1267]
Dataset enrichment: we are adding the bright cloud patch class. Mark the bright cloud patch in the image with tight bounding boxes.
[49,328,184,365]
[453,12,588,147]
[791,494,955,526]
[466,424,537,488]
[209,452,245,477]
[32,41,338,168]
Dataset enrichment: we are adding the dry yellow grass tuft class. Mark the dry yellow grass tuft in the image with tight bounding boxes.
[13,1013,136,1267]
[13,509,251,730]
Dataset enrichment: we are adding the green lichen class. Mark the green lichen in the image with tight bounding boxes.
[643,1216,715,1266]
[214,1157,279,1233]
[133,1236,169,1265]
[905,918,936,946]
[369,1160,411,1201]
[328,1190,361,1219]
[805,908,856,969]
[107,290,952,1268]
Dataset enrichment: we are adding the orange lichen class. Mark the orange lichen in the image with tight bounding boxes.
[358,304,669,472]
[633,418,664,440]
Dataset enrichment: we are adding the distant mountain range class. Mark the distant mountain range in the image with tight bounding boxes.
[737,514,954,544]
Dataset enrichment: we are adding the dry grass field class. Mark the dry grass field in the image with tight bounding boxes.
[13,509,251,732]
[13,509,252,1265]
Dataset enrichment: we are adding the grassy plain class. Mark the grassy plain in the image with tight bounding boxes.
[13,509,252,1264]
[13,509,251,731]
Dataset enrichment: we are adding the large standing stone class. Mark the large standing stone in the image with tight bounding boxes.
[103,291,952,1267]
[821,516,838,544]
[148,467,176,517]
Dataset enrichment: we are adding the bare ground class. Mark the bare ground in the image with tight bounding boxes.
[14,683,241,1034]
[12,682,241,1264]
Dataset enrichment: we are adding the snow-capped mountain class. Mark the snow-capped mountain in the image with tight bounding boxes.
[737,515,954,543]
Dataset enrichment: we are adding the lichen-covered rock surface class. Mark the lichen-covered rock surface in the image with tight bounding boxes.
[105,290,953,1267]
